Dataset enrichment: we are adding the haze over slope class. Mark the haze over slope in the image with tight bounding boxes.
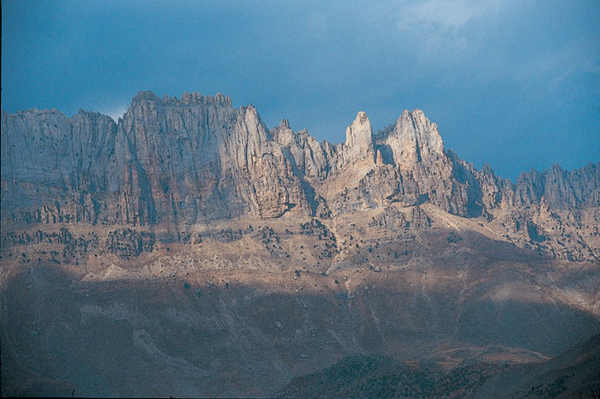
[1,92,599,397]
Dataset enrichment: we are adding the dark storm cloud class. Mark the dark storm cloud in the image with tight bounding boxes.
[2,0,598,179]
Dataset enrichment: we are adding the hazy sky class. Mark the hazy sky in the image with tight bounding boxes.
[2,0,599,180]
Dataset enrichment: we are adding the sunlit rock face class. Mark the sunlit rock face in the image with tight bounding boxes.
[1,91,599,397]
[342,111,376,166]
[2,92,314,225]
[382,109,444,169]
[2,92,599,261]
[1,108,119,224]
[3,91,597,242]
[115,92,312,222]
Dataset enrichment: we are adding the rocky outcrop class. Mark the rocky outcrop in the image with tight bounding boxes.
[1,108,118,225]
[321,109,485,218]
[341,111,376,166]
[105,228,156,258]
[116,91,314,224]
[515,162,599,210]
[2,91,598,261]
[2,92,314,226]
[272,119,338,182]
[378,109,444,169]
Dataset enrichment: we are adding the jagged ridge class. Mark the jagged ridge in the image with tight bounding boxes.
[1,91,599,261]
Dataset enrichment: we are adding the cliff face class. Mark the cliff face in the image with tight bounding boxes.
[2,92,312,226]
[514,162,599,209]
[113,91,311,224]
[1,91,599,261]
[1,108,119,224]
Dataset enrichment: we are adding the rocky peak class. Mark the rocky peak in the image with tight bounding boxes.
[273,119,297,148]
[271,120,335,183]
[132,90,161,104]
[240,105,272,141]
[515,162,600,210]
[343,111,375,164]
[382,109,445,169]
[2,91,599,262]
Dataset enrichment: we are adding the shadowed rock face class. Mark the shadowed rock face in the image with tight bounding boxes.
[1,91,599,397]
[3,249,600,397]
[2,257,599,398]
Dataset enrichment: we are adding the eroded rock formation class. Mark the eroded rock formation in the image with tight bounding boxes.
[2,91,599,262]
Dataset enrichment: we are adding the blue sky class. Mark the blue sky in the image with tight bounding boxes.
[2,0,599,180]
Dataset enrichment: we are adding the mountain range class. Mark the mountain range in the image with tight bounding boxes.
[1,92,599,397]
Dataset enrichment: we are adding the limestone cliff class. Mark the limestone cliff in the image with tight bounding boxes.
[114,91,310,224]
[1,91,598,262]
[2,92,312,226]
[1,108,118,224]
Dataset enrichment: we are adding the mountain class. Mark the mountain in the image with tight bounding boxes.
[1,91,599,397]
[2,91,598,260]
